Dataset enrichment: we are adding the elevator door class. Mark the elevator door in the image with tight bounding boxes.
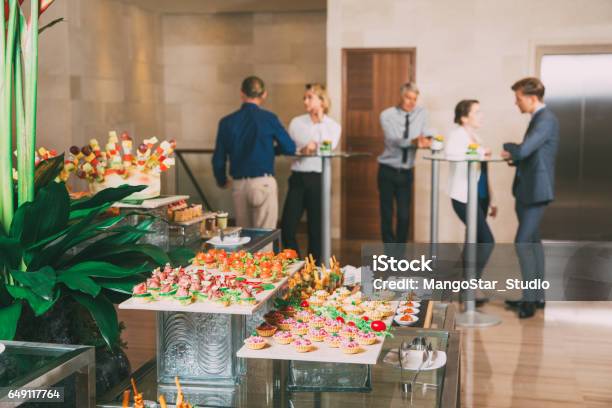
[540,54,612,240]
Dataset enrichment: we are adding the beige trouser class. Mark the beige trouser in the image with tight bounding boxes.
[232,175,278,229]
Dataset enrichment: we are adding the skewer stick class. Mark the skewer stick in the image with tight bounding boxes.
[130,378,138,395]
[175,376,184,406]
[121,390,130,408]
[158,395,168,408]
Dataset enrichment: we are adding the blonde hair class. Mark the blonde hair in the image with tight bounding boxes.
[306,83,331,114]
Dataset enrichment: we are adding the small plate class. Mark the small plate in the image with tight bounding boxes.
[394,314,419,326]
[396,307,420,315]
[399,301,421,308]
[399,349,447,370]
[207,236,251,247]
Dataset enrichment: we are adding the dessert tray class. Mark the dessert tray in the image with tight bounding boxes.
[237,301,398,365]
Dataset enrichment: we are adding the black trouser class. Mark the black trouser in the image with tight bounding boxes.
[281,171,322,262]
[515,200,548,302]
[377,164,413,243]
[451,197,495,278]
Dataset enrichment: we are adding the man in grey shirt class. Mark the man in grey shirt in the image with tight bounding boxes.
[378,82,432,243]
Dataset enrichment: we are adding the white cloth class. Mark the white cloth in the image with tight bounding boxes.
[288,114,341,173]
[446,126,486,203]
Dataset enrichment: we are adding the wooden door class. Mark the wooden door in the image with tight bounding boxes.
[341,49,416,240]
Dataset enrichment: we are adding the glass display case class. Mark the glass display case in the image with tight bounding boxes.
[0,341,95,408]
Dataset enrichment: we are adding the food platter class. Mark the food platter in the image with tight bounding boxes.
[119,260,304,315]
[236,301,399,365]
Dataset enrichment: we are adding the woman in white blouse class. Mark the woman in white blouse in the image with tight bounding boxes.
[446,100,496,278]
[280,83,341,263]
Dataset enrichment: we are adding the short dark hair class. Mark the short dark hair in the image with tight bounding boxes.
[241,76,266,98]
[511,77,545,101]
[454,99,479,125]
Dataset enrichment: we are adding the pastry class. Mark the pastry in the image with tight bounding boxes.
[296,310,312,323]
[309,315,326,328]
[291,322,309,336]
[340,325,359,339]
[307,328,328,342]
[278,318,296,331]
[293,338,313,353]
[264,311,285,325]
[174,286,193,305]
[256,323,278,337]
[244,336,267,350]
[341,340,361,354]
[273,331,294,345]
[324,319,343,333]
[325,333,343,348]
[357,331,377,345]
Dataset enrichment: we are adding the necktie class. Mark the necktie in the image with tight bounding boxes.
[401,113,410,164]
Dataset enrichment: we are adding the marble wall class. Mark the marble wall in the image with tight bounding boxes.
[327,0,612,243]
[36,0,164,191]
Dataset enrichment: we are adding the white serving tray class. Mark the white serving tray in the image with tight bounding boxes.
[236,301,399,365]
[118,261,304,315]
[113,195,189,209]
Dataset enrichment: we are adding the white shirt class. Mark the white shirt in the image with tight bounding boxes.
[446,126,486,203]
[288,114,342,173]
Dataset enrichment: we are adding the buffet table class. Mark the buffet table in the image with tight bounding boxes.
[118,228,289,395]
[99,303,458,408]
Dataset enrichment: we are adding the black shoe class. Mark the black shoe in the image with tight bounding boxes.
[518,302,536,319]
[505,300,522,309]
[475,298,489,308]
[535,300,545,309]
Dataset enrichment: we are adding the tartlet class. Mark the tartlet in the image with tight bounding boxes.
[245,336,267,350]
[291,322,309,336]
[325,334,343,348]
[307,328,328,342]
[357,331,377,345]
[278,318,296,331]
[264,310,284,325]
[324,319,343,333]
[340,325,359,339]
[293,338,313,353]
[256,323,278,337]
[273,331,294,345]
[309,315,327,328]
[341,340,361,354]
[295,310,312,323]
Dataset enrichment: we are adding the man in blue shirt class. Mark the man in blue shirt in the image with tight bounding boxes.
[212,76,296,229]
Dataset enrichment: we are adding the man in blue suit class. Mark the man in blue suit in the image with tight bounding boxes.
[502,77,559,318]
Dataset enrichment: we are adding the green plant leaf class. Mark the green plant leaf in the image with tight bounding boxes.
[70,185,146,212]
[98,276,145,294]
[72,291,119,349]
[0,302,22,340]
[34,154,65,192]
[28,206,105,270]
[69,243,169,267]
[9,182,70,247]
[10,266,56,299]
[57,270,101,297]
[168,247,196,267]
[6,286,58,316]
[61,261,149,279]
[0,235,23,270]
